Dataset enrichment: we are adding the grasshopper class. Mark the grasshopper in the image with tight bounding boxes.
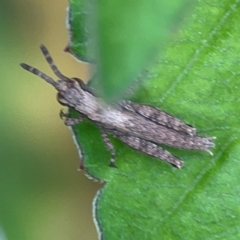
[20,45,215,169]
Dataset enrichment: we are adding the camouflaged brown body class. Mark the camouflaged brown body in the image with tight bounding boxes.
[21,45,215,169]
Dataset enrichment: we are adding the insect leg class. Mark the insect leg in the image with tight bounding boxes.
[60,110,84,126]
[120,100,196,136]
[100,129,116,167]
[116,134,183,168]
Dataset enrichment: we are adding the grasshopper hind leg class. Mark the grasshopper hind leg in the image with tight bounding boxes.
[116,134,183,168]
[120,101,196,136]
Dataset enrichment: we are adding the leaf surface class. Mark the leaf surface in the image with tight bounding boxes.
[69,0,240,239]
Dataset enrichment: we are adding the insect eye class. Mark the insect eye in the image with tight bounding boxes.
[57,92,68,106]
[72,77,84,87]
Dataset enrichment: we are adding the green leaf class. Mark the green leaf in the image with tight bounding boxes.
[70,0,240,239]
[68,0,192,101]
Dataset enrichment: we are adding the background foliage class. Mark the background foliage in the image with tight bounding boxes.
[0,1,99,240]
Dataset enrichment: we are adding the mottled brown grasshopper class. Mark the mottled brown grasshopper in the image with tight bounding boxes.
[20,45,215,169]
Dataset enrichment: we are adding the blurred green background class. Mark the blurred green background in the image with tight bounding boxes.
[0,0,101,239]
